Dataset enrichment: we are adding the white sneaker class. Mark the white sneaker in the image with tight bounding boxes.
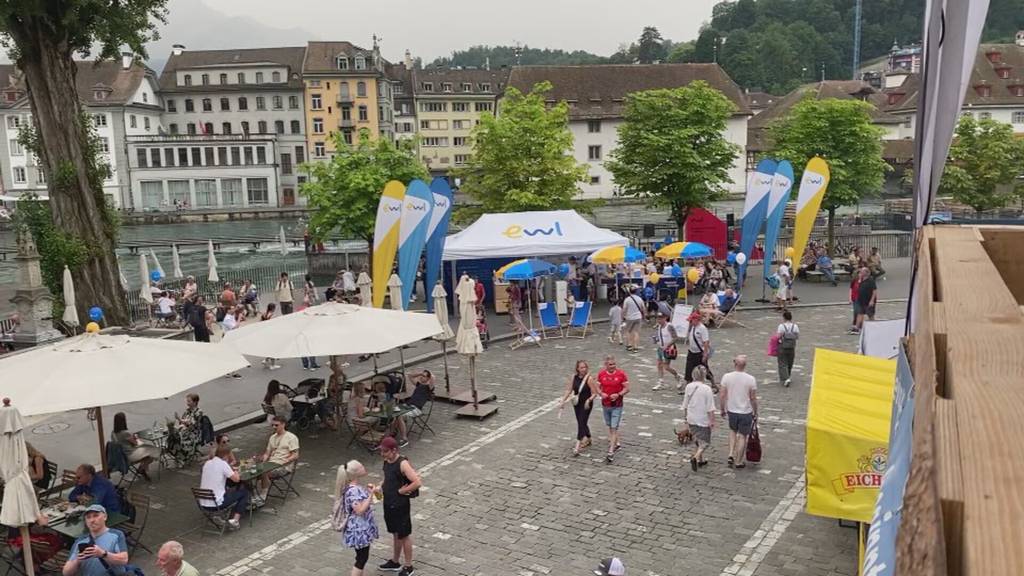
[269,364,281,370]
[652,382,663,391]
[227,518,240,530]
[784,379,791,387]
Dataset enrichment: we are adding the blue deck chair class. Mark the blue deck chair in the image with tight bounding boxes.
[566,300,592,338]
[537,302,563,339]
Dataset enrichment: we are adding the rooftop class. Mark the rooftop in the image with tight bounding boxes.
[158,47,307,93]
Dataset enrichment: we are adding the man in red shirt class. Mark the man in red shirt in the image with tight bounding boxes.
[596,355,630,463]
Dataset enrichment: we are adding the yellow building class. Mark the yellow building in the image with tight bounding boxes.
[301,40,395,159]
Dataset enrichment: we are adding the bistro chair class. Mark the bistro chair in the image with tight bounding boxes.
[190,488,233,536]
[408,393,436,438]
[121,492,153,555]
[266,460,300,505]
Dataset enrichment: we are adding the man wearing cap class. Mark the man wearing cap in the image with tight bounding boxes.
[594,557,626,576]
[62,505,129,576]
[378,436,422,576]
[620,285,645,353]
[68,464,120,514]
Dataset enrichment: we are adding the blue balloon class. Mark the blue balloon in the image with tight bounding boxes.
[89,306,103,321]
[726,252,737,265]
[672,265,683,277]
[557,263,570,277]
[150,270,162,282]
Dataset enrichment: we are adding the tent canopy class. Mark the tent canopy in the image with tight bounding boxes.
[442,210,627,261]
[806,349,896,523]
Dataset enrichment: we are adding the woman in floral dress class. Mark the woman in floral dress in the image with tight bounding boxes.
[335,460,379,576]
[168,393,205,465]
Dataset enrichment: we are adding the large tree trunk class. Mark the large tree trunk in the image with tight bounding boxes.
[14,24,129,325]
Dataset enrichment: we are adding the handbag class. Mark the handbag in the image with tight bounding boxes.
[664,343,678,360]
[767,333,780,357]
[569,373,588,406]
[331,486,351,532]
[746,419,762,463]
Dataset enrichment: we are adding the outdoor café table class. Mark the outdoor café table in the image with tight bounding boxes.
[363,404,416,437]
[40,505,130,541]
[235,460,286,526]
[136,426,171,471]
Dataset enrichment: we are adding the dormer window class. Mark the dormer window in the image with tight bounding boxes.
[976,84,992,97]
[996,67,1012,79]
[255,72,264,84]
[442,82,453,92]
[337,56,349,70]
[986,50,1002,63]
[272,71,281,83]
[219,73,227,84]
[94,90,107,100]
[422,82,433,92]
[479,83,491,92]
[183,74,192,86]
[201,73,209,85]
[1011,85,1024,97]
[461,83,472,91]
[355,56,367,70]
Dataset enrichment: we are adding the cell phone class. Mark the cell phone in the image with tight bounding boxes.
[77,542,91,554]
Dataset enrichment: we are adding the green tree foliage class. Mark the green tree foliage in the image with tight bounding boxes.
[453,82,587,221]
[638,26,668,63]
[430,45,605,68]
[1,0,167,326]
[768,97,889,251]
[300,131,428,262]
[666,41,696,63]
[606,81,740,235]
[939,116,1024,213]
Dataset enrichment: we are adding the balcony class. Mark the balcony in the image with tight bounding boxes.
[338,118,355,129]
[337,93,354,105]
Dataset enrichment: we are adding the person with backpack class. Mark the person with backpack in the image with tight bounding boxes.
[776,310,799,387]
[334,460,379,576]
[652,312,681,391]
[621,285,645,353]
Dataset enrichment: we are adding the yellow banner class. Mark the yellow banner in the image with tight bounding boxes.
[791,157,830,266]
[372,181,406,308]
[805,349,895,523]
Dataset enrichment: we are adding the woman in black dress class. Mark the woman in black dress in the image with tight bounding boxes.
[558,360,601,456]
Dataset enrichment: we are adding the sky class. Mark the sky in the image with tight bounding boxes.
[138,0,721,69]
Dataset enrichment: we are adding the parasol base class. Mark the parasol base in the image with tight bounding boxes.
[433,387,471,404]
[455,403,499,420]
[449,389,496,405]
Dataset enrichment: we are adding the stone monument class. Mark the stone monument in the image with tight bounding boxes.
[8,226,62,347]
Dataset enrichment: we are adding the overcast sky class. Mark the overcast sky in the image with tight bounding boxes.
[142,0,720,67]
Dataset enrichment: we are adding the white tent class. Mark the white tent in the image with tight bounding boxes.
[442,210,627,260]
[858,319,905,359]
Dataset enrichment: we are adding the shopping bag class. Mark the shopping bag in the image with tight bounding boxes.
[746,419,762,463]
[767,333,780,357]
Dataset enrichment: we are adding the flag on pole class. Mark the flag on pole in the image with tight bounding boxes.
[423,177,453,313]
[737,159,777,289]
[397,180,434,309]
[763,161,795,281]
[371,181,406,308]
[791,157,831,268]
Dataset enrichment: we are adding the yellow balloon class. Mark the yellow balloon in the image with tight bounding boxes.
[686,268,700,283]
[85,322,100,333]
[785,246,796,258]
[649,272,661,284]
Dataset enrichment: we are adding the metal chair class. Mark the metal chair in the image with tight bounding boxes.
[121,492,152,554]
[35,460,60,501]
[266,461,300,505]
[191,487,232,535]
[346,417,385,454]
[408,393,435,438]
[30,540,66,575]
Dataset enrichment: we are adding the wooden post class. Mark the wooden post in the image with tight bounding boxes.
[19,526,34,575]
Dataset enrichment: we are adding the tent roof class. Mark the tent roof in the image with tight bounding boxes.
[442,210,627,261]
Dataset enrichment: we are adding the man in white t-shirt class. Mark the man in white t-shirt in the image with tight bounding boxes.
[620,286,645,353]
[652,312,681,390]
[156,292,176,320]
[199,445,247,530]
[684,313,713,384]
[719,355,759,469]
[682,365,716,471]
[341,269,356,295]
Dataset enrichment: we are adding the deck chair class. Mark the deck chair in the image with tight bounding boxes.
[191,488,233,535]
[717,293,747,328]
[537,302,563,339]
[566,301,593,338]
[508,306,537,350]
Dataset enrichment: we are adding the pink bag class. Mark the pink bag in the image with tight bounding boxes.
[767,333,780,357]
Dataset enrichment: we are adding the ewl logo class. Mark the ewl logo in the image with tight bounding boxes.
[809,175,824,185]
[405,202,428,211]
[384,204,402,212]
[502,222,564,239]
[758,177,773,187]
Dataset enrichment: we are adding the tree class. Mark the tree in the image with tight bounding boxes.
[606,81,740,236]
[666,41,696,63]
[637,26,668,64]
[453,82,587,221]
[300,130,428,265]
[939,115,1024,214]
[1,0,168,326]
[768,97,889,252]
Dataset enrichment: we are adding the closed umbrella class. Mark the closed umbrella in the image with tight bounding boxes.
[139,253,153,304]
[455,274,484,409]
[171,244,183,279]
[432,282,455,396]
[357,272,372,307]
[62,264,79,327]
[149,248,165,279]
[118,259,129,290]
[279,226,288,257]
[0,400,42,576]
[207,240,219,283]
[387,273,403,311]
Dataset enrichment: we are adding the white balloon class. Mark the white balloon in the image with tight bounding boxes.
[735,252,747,266]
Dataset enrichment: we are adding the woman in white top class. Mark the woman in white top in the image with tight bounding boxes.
[681,365,715,471]
[698,291,723,325]
[774,261,791,310]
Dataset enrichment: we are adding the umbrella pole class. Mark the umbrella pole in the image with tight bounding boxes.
[399,347,407,377]
[95,405,108,473]
[470,355,479,409]
[441,340,451,395]
[19,526,34,575]
[373,354,379,376]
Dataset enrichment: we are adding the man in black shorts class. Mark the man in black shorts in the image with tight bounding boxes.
[378,436,422,576]
[854,267,877,332]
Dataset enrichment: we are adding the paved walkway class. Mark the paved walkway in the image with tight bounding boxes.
[82,301,903,576]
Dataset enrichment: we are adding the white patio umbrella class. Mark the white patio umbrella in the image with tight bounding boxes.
[171,244,184,278]
[357,272,372,307]
[0,332,249,469]
[455,274,484,409]
[431,282,455,396]
[279,226,288,256]
[222,301,442,358]
[387,273,403,311]
[207,240,219,283]
[149,248,166,279]
[61,264,79,327]
[139,253,153,304]
[0,401,42,576]
[118,259,129,290]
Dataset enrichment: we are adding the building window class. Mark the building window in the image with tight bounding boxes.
[314,142,325,157]
[453,136,468,147]
[1013,111,1024,124]
[247,178,269,204]
[421,137,449,147]
[358,106,368,122]
[166,99,177,112]
[183,74,192,86]
[202,98,212,112]
[1013,86,1024,97]
[903,116,912,128]
[144,117,151,131]
[420,102,447,113]
[295,146,305,163]
[454,154,469,165]
[311,94,322,110]
[357,82,367,97]
[217,147,228,165]
[256,147,267,164]
[590,175,601,185]
[178,148,188,166]
[201,73,209,85]
[204,122,213,135]
[204,147,214,165]
[255,72,264,84]
[256,96,266,110]
[12,166,26,184]
[588,120,601,133]
[272,71,281,83]
[222,122,232,134]
[461,83,472,92]
[241,121,250,134]
[220,98,230,111]
[422,82,433,92]
[960,111,973,119]
[230,147,241,165]
[150,148,162,167]
[343,131,353,145]
[308,80,321,87]
[281,153,293,175]
[980,111,992,120]
[337,56,349,70]
[222,178,242,205]
[475,102,493,112]
[187,123,196,135]
[258,120,267,133]
[37,170,46,184]
[184,99,194,112]
[130,115,137,128]
[273,95,283,109]
[237,72,245,84]
[169,123,179,134]
[479,83,491,92]
[998,68,1011,79]
[451,102,469,113]
[313,118,324,133]
[442,82,453,93]
[136,148,148,168]
[238,97,248,111]
[354,56,366,70]
[9,139,23,156]
[195,179,216,207]
[289,95,299,109]
[89,114,106,128]
[452,119,469,130]
[219,73,227,85]
[291,120,301,134]
[588,145,602,160]
[341,107,351,121]
[168,180,189,205]
[275,120,285,134]
[140,181,162,209]
[191,147,202,165]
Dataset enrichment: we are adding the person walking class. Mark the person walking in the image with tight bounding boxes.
[621,286,645,353]
[335,460,379,576]
[776,311,799,387]
[188,295,209,343]
[559,360,600,456]
[852,267,877,334]
[652,312,681,391]
[684,312,713,385]
[720,355,758,469]
[848,270,862,333]
[596,355,630,463]
[378,437,422,576]
[304,274,318,306]
[276,272,295,315]
[607,299,623,345]
[867,247,885,279]
[681,365,715,471]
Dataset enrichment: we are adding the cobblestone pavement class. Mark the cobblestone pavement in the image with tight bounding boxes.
[119,302,903,576]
